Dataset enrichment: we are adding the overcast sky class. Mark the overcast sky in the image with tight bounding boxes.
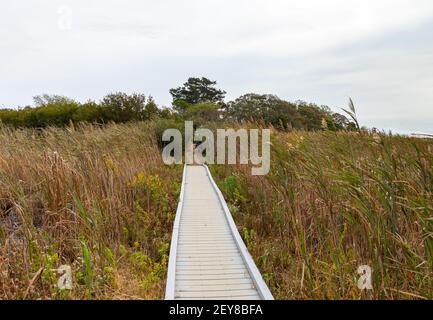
[1,1,432,133]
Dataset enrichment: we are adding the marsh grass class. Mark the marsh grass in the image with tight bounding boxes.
[0,122,181,299]
[1,121,431,300]
[212,130,433,299]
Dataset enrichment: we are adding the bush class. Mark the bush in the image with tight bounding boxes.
[0,93,163,128]
[225,94,355,132]
[154,118,185,149]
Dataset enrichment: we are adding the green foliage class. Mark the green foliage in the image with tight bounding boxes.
[0,96,79,127]
[74,196,94,230]
[29,240,43,272]
[129,252,154,274]
[41,253,59,287]
[225,94,355,132]
[154,118,185,148]
[170,77,226,106]
[0,83,356,134]
[223,175,246,203]
[100,92,157,122]
[129,251,165,293]
[177,101,221,126]
[0,122,179,299]
[297,101,331,131]
[0,93,162,128]
[213,131,433,299]
[80,240,93,289]
[225,93,302,130]
[243,227,256,249]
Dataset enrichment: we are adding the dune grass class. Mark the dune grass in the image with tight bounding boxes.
[0,123,181,299]
[211,130,433,299]
[1,122,431,300]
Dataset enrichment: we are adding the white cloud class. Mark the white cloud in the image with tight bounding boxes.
[1,0,432,133]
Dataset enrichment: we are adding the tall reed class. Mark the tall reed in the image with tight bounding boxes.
[0,122,181,299]
[212,130,432,299]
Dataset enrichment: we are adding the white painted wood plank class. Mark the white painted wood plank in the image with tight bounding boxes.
[176,278,253,286]
[176,283,256,292]
[167,165,272,300]
[175,289,260,299]
[175,273,252,281]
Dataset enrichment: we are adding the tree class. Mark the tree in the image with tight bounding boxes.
[29,94,79,127]
[33,94,76,107]
[0,92,163,128]
[144,98,159,120]
[169,77,226,108]
[71,101,102,123]
[184,102,221,126]
[225,94,302,130]
[332,112,353,131]
[296,101,351,131]
[296,101,327,131]
[100,92,156,122]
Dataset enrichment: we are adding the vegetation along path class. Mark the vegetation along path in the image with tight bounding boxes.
[165,165,274,300]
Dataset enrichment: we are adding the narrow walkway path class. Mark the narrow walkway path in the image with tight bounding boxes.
[166,165,273,300]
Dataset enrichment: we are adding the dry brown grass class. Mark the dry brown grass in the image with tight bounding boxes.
[0,122,181,299]
[211,130,433,300]
[1,121,431,300]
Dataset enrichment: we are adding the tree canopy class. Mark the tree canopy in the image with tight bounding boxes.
[0,93,161,128]
[0,77,356,132]
[225,93,302,130]
[169,77,226,108]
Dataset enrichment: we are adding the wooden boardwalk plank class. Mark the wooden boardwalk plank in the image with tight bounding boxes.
[165,165,273,300]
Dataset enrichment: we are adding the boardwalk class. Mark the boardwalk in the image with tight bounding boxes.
[165,165,273,300]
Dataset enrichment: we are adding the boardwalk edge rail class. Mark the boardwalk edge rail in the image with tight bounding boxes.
[165,165,187,300]
[203,165,274,300]
[165,165,274,300]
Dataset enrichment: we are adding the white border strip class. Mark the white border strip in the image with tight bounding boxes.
[165,165,187,300]
[203,165,274,300]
